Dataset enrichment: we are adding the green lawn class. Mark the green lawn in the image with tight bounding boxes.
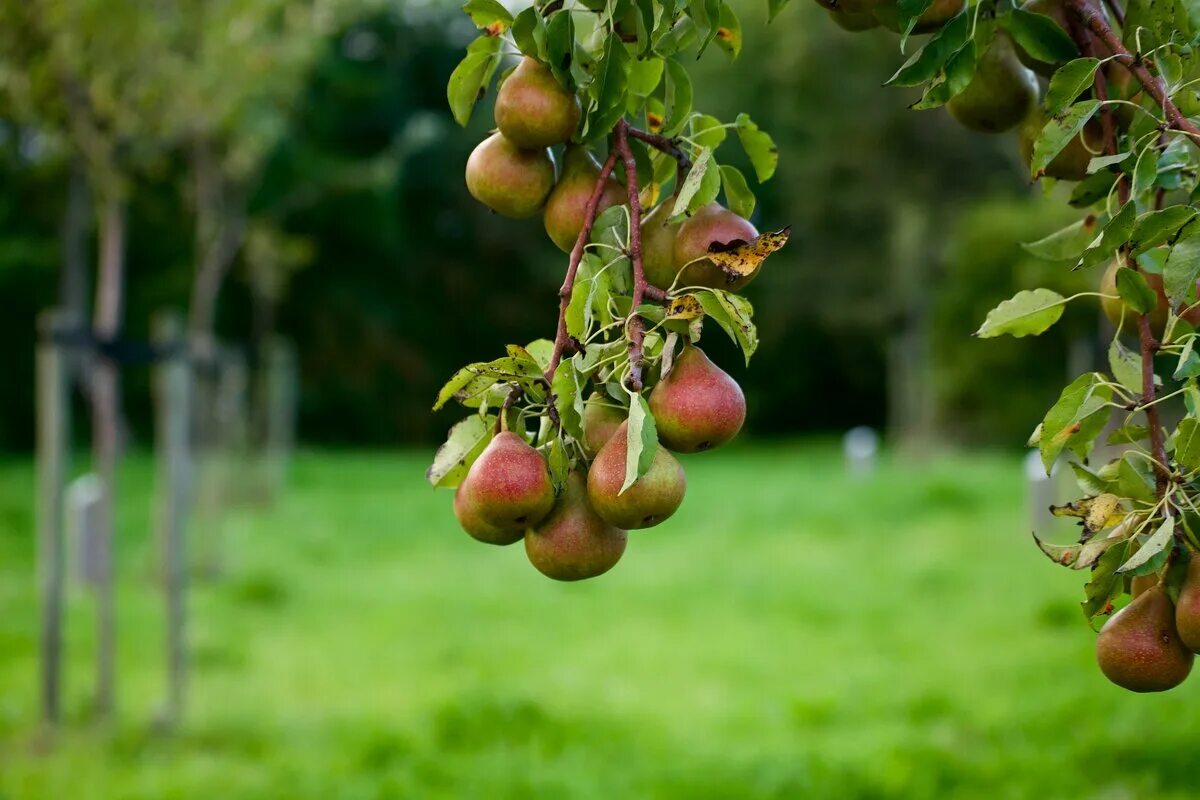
[0,443,1197,799]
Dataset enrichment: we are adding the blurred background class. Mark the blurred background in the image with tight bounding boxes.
[3,1,1196,798]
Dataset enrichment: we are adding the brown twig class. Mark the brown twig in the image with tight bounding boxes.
[614,120,649,392]
[625,126,692,190]
[1100,0,1125,27]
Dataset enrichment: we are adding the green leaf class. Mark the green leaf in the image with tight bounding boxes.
[1108,335,1143,392]
[510,7,546,58]
[661,59,693,137]
[620,393,658,493]
[545,11,575,89]
[1176,336,1200,379]
[1031,100,1100,179]
[1118,455,1156,503]
[1130,207,1198,256]
[462,0,514,30]
[1079,201,1136,270]
[1039,372,1114,472]
[446,35,503,126]
[975,288,1066,338]
[714,0,743,58]
[1071,170,1118,208]
[1021,216,1099,261]
[885,13,971,87]
[426,414,495,488]
[1117,517,1175,575]
[734,113,777,182]
[670,148,720,220]
[1175,417,1200,471]
[1005,9,1078,66]
[546,435,570,493]
[691,114,727,148]
[910,40,977,110]
[1044,58,1100,115]
[1164,218,1200,303]
[584,36,632,140]
[768,0,792,22]
[627,57,664,98]
[1081,541,1129,621]
[896,0,935,40]
[719,164,755,219]
[1131,144,1161,198]
[695,290,758,364]
[1087,152,1131,174]
[1115,267,1158,314]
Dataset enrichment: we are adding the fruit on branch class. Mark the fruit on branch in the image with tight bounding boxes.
[672,203,760,291]
[1131,573,1159,598]
[544,145,627,252]
[641,202,684,290]
[1175,554,1200,653]
[1013,0,1075,76]
[1018,108,1103,181]
[827,6,881,30]
[870,0,964,34]
[946,33,1038,134]
[1095,585,1193,692]
[581,394,625,458]
[458,431,555,531]
[465,133,556,218]
[587,422,686,529]
[648,345,746,453]
[454,483,525,546]
[494,57,581,149]
[524,470,627,581]
[1099,260,1200,337]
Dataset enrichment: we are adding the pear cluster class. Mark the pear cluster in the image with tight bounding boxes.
[452,344,746,581]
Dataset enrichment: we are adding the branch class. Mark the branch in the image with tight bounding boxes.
[614,120,649,392]
[1100,0,1125,27]
[625,126,692,190]
[1069,0,1200,143]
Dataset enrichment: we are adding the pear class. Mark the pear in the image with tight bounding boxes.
[1175,555,1200,652]
[525,470,627,581]
[494,57,581,149]
[1096,585,1193,692]
[1131,573,1159,599]
[454,483,524,546]
[543,145,627,252]
[458,431,555,531]
[587,422,686,529]
[581,394,625,458]
[871,0,964,33]
[1099,260,1200,337]
[946,33,1038,134]
[648,345,746,453]
[465,132,555,219]
[641,202,683,290]
[1018,108,1103,181]
[1013,0,1072,76]
[672,203,760,292]
[828,6,882,30]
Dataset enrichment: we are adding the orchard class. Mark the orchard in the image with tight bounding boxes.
[431,0,1200,694]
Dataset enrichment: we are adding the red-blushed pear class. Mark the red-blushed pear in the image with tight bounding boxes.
[672,203,760,292]
[543,145,627,252]
[587,421,686,530]
[494,57,581,149]
[1175,554,1200,652]
[946,33,1037,133]
[581,394,625,458]
[1098,260,1200,338]
[648,345,746,453]
[641,202,683,290]
[524,470,627,581]
[465,132,555,219]
[1131,573,1159,599]
[458,431,555,531]
[454,483,524,546]
[1096,585,1193,692]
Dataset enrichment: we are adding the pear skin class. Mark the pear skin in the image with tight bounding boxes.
[641,202,683,290]
[648,345,746,453]
[871,0,963,33]
[454,483,524,546]
[525,471,627,581]
[581,395,625,458]
[1018,108,1103,182]
[587,422,686,530]
[1131,573,1159,599]
[543,146,627,252]
[458,431,555,531]
[1175,555,1200,652]
[465,133,555,219]
[828,6,882,30]
[1098,260,1200,337]
[494,57,581,149]
[946,33,1038,134]
[1096,586,1193,692]
[672,203,759,292]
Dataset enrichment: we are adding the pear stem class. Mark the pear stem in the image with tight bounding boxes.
[614,119,649,392]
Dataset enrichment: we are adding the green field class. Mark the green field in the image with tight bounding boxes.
[1,444,1197,799]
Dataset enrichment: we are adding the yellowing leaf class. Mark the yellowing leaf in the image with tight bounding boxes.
[639,182,661,209]
[685,226,790,283]
[665,295,705,320]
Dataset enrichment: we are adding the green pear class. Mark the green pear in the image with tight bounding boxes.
[454,483,524,546]
[871,0,964,33]
[641,202,683,290]
[494,57,581,149]
[648,345,746,453]
[543,145,627,252]
[1098,260,1200,337]
[1131,573,1159,598]
[458,431,555,531]
[465,132,555,219]
[827,6,881,30]
[1096,585,1193,692]
[1018,108,1103,181]
[946,33,1038,134]
[1175,555,1200,652]
[672,203,759,292]
[581,394,625,458]
[587,421,686,530]
[525,470,627,581]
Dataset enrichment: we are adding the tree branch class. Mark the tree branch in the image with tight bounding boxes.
[625,126,692,189]
[614,120,649,392]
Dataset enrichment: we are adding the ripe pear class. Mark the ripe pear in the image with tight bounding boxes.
[581,395,625,458]
[587,422,686,530]
[672,203,760,292]
[1099,260,1200,337]
[1096,585,1193,692]
[543,145,627,252]
[1131,573,1159,598]
[648,345,746,453]
[871,0,964,33]
[1175,555,1200,652]
[946,33,1038,134]
[458,431,555,531]
[641,202,683,291]
[494,57,581,149]
[454,483,524,546]
[1018,108,1103,181]
[524,470,627,581]
[465,132,555,219]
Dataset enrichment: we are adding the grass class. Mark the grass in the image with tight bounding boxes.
[0,441,1197,799]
